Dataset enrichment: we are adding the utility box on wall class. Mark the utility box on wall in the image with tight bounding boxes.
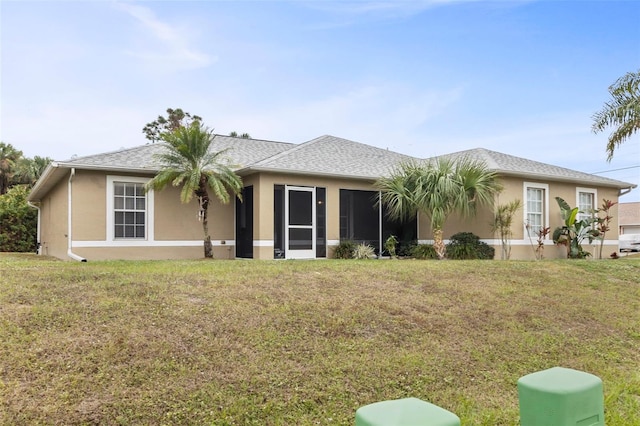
[517,367,604,426]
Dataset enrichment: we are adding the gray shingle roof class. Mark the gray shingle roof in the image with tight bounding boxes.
[248,135,416,179]
[434,148,633,188]
[62,135,295,170]
[29,136,635,203]
[61,134,416,180]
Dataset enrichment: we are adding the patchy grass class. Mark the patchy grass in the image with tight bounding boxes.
[0,254,639,425]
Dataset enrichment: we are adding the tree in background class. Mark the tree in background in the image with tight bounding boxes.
[143,108,202,143]
[0,185,37,252]
[14,155,53,187]
[0,144,51,252]
[229,131,251,139]
[145,124,243,258]
[0,142,23,195]
[592,69,640,161]
[377,158,502,260]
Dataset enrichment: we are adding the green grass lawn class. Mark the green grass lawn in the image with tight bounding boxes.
[1,254,639,425]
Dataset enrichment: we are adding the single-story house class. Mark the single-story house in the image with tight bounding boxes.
[618,202,640,253]
[619,202,640,235]
[27,134,636,261]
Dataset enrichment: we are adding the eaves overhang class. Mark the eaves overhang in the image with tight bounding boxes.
[235,166,380,182]
[496,169,637,190]
[27,162,159,202]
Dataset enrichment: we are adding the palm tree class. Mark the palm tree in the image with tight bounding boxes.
[145,124,243,258]
[592,69,640,161]
[0,142,23,195]
[376,157,502,259]
[15,156,53,186]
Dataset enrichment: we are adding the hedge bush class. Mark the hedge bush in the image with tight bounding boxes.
[333,240,356,259]
[446,232,494,260]
[411,244,438,259]
[0,185,37,252]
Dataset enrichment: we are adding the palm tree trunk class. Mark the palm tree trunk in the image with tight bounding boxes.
[197,184,213,259]
[203,216,213,259]
[433,228,446,260]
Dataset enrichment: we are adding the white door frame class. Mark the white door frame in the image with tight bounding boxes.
[285,185,316,259]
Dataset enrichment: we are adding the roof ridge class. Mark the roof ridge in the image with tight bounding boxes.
[428,147,499,168]
[251,135,329,167]
[63,135,294,165]
[63,142,158,163]
[323,134,419,157]
[213,134,294,147]
[438,147,635,187]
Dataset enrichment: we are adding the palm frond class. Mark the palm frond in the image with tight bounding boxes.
[592,69,640,161]
[376,156,501,234]
[150,123,243,205]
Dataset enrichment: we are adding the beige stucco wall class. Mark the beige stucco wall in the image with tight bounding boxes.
[153,183,200,240]
[40,167,625,262]
[153,183,235,242]
[39,173,69,259]
[40,169,239,260]
[417,175,622,260]
[251,172,378,259]
[69,170,236,242]
[71,170,108,241]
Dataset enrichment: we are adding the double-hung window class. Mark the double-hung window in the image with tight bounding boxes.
[524,183,549,238]
[577,188,596,222]
[107,176,154,242]
[114,182,146,238]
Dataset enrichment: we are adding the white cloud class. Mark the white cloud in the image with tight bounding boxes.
[113,2,214,70]
[298,0,513,21]
[303,0,468,16]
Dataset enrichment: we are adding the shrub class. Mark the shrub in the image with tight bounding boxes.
[0,185,37,252]
[333,240,356,259]
[396,240,417,258]
[353,243,376,259]
[384,235,398,258]
[446,232,494,260]
[411,244,438,259]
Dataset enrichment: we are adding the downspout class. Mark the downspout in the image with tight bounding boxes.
[26,201,42,254]
[67,168,87,262]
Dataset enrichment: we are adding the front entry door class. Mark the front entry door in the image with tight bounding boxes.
[285,186,315,259]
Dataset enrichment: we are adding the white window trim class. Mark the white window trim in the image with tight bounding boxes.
[576,187,597,221]
[72,239,228,248]
[106,175,154,242]
[523,182,549,239]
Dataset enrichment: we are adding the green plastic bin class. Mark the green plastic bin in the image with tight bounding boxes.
[355,397,460,426]
[518,367,604,426]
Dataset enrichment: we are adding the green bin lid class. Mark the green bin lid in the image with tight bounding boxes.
[355,397,460,426]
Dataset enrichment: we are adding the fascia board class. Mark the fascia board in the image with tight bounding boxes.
[497,170,637,190]
[27,162,159,202]
[27,162,63,202]
[54,162,159,174]
[236,166,378,182]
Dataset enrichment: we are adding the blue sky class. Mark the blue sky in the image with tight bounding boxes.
[2,0,639,200]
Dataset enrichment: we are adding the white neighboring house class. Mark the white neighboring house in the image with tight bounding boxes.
[619,202,640,252]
